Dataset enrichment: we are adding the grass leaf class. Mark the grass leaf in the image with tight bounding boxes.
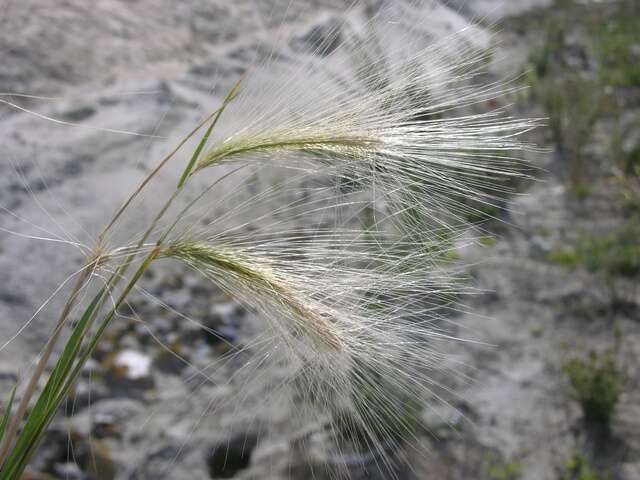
[0,288,105,479]
[0,386,16,442]
[177,76,243,188]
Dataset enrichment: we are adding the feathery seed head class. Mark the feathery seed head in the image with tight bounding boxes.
[188,5,539,253]
[0,2,542,477]
[197,133,381,170]
[163,241,343,351]
[110,1,538,474]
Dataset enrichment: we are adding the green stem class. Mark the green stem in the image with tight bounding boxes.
[0,248,159,479]
[99,106,225,240]
[0,81,242,473]
[0,262,94,466]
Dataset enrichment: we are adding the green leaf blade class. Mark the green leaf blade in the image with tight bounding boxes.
[177,77,243,188]
[0,287,105,479]
[0,386,16,442]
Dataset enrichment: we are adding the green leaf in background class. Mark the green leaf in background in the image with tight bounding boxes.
[0,386,16,442]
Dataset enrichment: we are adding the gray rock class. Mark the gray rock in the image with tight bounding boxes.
[202,325,239,348]
[290,16,342,57]
[103,349,155,394]
[153,344,189,375]
[529,234,553,257]
[208,302,245,325]
[66,378,111,415]
[206,432,260,479]
[53,462,85,480]
[162,288,191,311]
[29,428,117,480]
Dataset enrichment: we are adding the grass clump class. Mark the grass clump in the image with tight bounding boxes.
[593,1,640,88]
[534,73,601,196]
[622,145,640,178]
[559,454,601,480]
[547,247,581,269]
[579,224,640,277]
[483,452,521,480]
[488,460,521,480]
[563,350,622,428]
[512,0,640,199]
[547,223,640,276]
[520,0,640,89]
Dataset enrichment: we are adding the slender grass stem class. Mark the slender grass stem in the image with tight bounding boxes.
[0,7,538,475]
[101,76,242,240]
[65,247,161,390]
[0,262,94,465]
[0,86,238,474]
[99,106,225,240]
[0,145,186,468]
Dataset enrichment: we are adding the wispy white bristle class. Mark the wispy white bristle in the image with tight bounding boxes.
[98,2,538,475]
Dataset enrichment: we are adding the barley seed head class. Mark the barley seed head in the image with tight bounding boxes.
[92,1,539,475]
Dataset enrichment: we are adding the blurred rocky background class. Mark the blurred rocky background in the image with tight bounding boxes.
[0,0,639,479]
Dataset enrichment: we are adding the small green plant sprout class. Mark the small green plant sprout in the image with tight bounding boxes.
[484,452,522,480]
[547,223,640,277]
[529,324,544,338]
[0,3,538,477]
[520,0,639,200]
[560,454,601,480]
[547,246,581,270]
[578,224,640,277]
[539,74,600,196]
[564,350,622,429]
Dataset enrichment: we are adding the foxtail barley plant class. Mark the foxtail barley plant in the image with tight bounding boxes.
[0,3,537,478]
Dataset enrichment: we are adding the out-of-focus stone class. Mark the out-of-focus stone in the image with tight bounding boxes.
[52,462,83,480]
[103,349,154,393]
[206,432,260,479]
[290,16,342,57]
[153,342,188,375]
